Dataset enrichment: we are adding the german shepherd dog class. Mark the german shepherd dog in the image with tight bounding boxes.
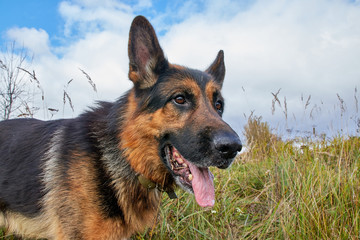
[0,16,242,239]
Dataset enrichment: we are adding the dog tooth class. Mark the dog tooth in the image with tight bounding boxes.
[183,163,187,168]
[177,158,184,164]
[173,152,180,158]
[188,174,193,181]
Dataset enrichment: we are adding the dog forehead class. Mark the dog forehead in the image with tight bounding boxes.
[140,67,222,113]
[162,67,216,93]
[183,69,222,99]
[184,68,212,91]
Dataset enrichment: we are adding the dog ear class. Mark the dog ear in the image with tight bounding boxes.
[206,50,225,88]
[128,16,168,89]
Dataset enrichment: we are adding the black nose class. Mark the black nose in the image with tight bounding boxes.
[213,131,242,159]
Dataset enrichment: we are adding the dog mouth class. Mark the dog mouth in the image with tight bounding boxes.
[164,145,215,207]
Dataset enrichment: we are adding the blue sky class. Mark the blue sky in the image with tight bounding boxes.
[1,0,360,137]
[0,1,195,45]
[0,1,60,40]
[0,0,255,48]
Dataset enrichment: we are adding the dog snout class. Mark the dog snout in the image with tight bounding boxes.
[213,130,242,160]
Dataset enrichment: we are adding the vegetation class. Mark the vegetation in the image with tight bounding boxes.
[0,42,40,120]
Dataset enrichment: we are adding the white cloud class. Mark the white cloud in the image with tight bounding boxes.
[3,0,360,136]
[6,28,51,56]
[59,0,134,37]
[27,30,132,119]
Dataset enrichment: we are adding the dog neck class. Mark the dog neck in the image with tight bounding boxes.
[137,174,177,199]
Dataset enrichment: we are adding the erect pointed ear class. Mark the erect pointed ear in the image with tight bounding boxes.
[206,50,225,88]
[128,16,168,89]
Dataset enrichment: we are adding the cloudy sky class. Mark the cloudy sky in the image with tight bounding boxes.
[1,0,360,138]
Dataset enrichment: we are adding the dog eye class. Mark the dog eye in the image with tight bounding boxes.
[215,100,223,112]
[173,95,186,105]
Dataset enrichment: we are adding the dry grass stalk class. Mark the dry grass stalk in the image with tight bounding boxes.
[79,68,97,93]
[271,88,281,115]
[304,95,311,110]
[355,87,358,113]
[283,96,288,122]
[18,67,44,101]
[336,93,346,117]
[63,79,74,113]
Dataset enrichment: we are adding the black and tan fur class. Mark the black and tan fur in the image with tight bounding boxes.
[0,16,242,239]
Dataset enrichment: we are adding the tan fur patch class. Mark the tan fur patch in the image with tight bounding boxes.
[183,80,224,131]
[205,80,222,104]
[43,150,159,239]
[119,90,173,183]
[67,154,127,239]
[169,63,186,70]
[129,58,159,89]
[0,211,51,239]
[119,79,203,185]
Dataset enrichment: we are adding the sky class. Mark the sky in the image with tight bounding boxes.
[1,0,360,139]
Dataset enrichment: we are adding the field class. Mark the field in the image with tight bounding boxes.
[1,116,360,239]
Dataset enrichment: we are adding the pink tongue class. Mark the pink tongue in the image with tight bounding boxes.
[188,162,215,207]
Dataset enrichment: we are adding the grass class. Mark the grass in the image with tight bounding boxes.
[1,116,360,239]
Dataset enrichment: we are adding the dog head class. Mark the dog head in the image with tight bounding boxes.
[122,16,242,207]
